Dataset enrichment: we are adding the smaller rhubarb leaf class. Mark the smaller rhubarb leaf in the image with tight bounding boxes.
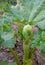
[1,32,16,48]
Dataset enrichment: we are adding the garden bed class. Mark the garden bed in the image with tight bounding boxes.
[0,23,38,65]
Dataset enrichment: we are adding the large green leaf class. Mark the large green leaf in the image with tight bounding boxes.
[3,0,45,28]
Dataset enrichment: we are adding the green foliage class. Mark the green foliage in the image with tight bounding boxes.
[0,61,17,65]
[0,0,45,65]
[0,0,17,5]
[18,23,24,40]
[30,30,45,54]
[36,20,45,30]
[1,32,15,48]
[0,2,12,15]
[12,0,45,54]
[0,17,16,48]
[4,0,45,29]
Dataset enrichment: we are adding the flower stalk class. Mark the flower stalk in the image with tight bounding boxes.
[23,24,32,65]
[9,48,21,65]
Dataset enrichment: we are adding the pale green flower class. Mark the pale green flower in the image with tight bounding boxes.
[23,24,32,38]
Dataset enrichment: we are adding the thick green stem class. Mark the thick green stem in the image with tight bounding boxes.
[23,39,31,65]
[23,38,32,65]
[23,43,30,60]
[23,44,30,65]
[23,24,33,65]
[9,48,21,65]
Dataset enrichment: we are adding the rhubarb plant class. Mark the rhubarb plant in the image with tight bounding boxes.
[0,0,45,65]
